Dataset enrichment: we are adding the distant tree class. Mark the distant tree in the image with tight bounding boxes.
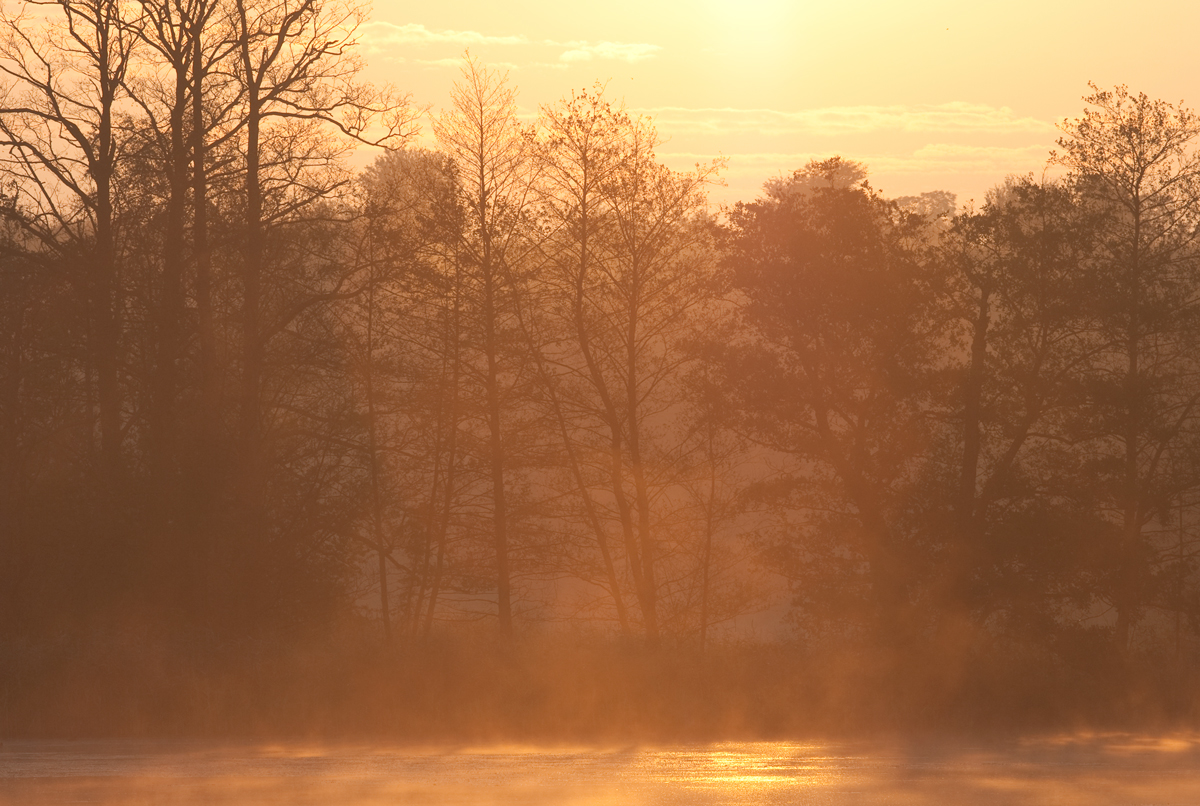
[432,54,538,637]
[719,158,942,643]
[678,362,763,653]
[340,146,466,641]
[528,86,634,634]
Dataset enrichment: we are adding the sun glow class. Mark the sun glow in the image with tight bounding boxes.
[697,0,801,58]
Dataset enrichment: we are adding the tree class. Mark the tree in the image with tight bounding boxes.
[1052,84,1200,650]
[678,361,763,652]
[0,0,146,635]
[719,158,941,643]
[339,146,465,641]
[432,53,536,637]
[933,176,1105,641]
[533,86,722,642]
[221,0,413,629]
[529,85,634,634]
[0,0,132,477]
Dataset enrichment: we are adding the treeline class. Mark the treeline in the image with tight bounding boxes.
[0,0,416,648]
[0,0,741,653]
[724,92,1200,665]
[3,0,1200,734]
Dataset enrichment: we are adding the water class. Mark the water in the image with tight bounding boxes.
[2,735,1200,804]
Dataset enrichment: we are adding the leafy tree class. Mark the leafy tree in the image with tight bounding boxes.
[719,158,941,643]
[1052,84,1200,649]
[934,176,1106,641]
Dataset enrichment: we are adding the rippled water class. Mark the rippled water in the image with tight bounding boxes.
[2,735,1200,804]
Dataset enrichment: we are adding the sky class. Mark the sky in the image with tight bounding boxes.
[358,0,1200,209]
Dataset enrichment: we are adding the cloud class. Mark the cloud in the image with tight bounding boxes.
[635,103,1055,136]
[658,144,1052,175]
[655,145,1059,205]
[902,143,1053,171]
[410,57,522,71]
[359,22,662,66]
[556,41,662,63]
[360,22,527,50]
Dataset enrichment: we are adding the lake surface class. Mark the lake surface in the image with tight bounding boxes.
[2,735,1200,804]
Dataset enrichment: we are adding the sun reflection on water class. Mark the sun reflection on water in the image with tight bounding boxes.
[4,735,1200,805]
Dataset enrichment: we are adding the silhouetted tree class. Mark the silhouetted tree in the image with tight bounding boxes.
[720,158,941,644]
[432,54,538,637]
[0,0,131,478]
[533,86,722,642]
[337,146,467,641]
[933,176,1106,644]
[1053,84,1200,650]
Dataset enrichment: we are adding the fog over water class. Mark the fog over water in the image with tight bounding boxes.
[9,0,1200,771]
[4,736,1200,805]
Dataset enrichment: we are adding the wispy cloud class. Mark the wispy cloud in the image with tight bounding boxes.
[657,145,1057,205]
[665,143,1045,164]
[411,57,463,67]
[360,22,527,49]
[409,57,523,71]
[557,41,662,63]
[360,22,662,66]
[637,104,1054,136]
[902,143,1053,170]
[660,144,1051,175]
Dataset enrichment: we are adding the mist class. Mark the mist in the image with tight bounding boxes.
[3,0,1200,800]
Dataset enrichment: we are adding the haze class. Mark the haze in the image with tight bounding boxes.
[361,0,1200,204]
[4,0,1200,801]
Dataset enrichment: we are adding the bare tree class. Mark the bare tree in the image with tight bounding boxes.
[224,0,413,621]
[534,86,722,642]
[0,0,133,476]
[432,53,536,637]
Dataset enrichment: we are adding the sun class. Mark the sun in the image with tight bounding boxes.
[695,0,805,62]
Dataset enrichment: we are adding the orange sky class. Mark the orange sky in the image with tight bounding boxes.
[359,0,1200,208]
